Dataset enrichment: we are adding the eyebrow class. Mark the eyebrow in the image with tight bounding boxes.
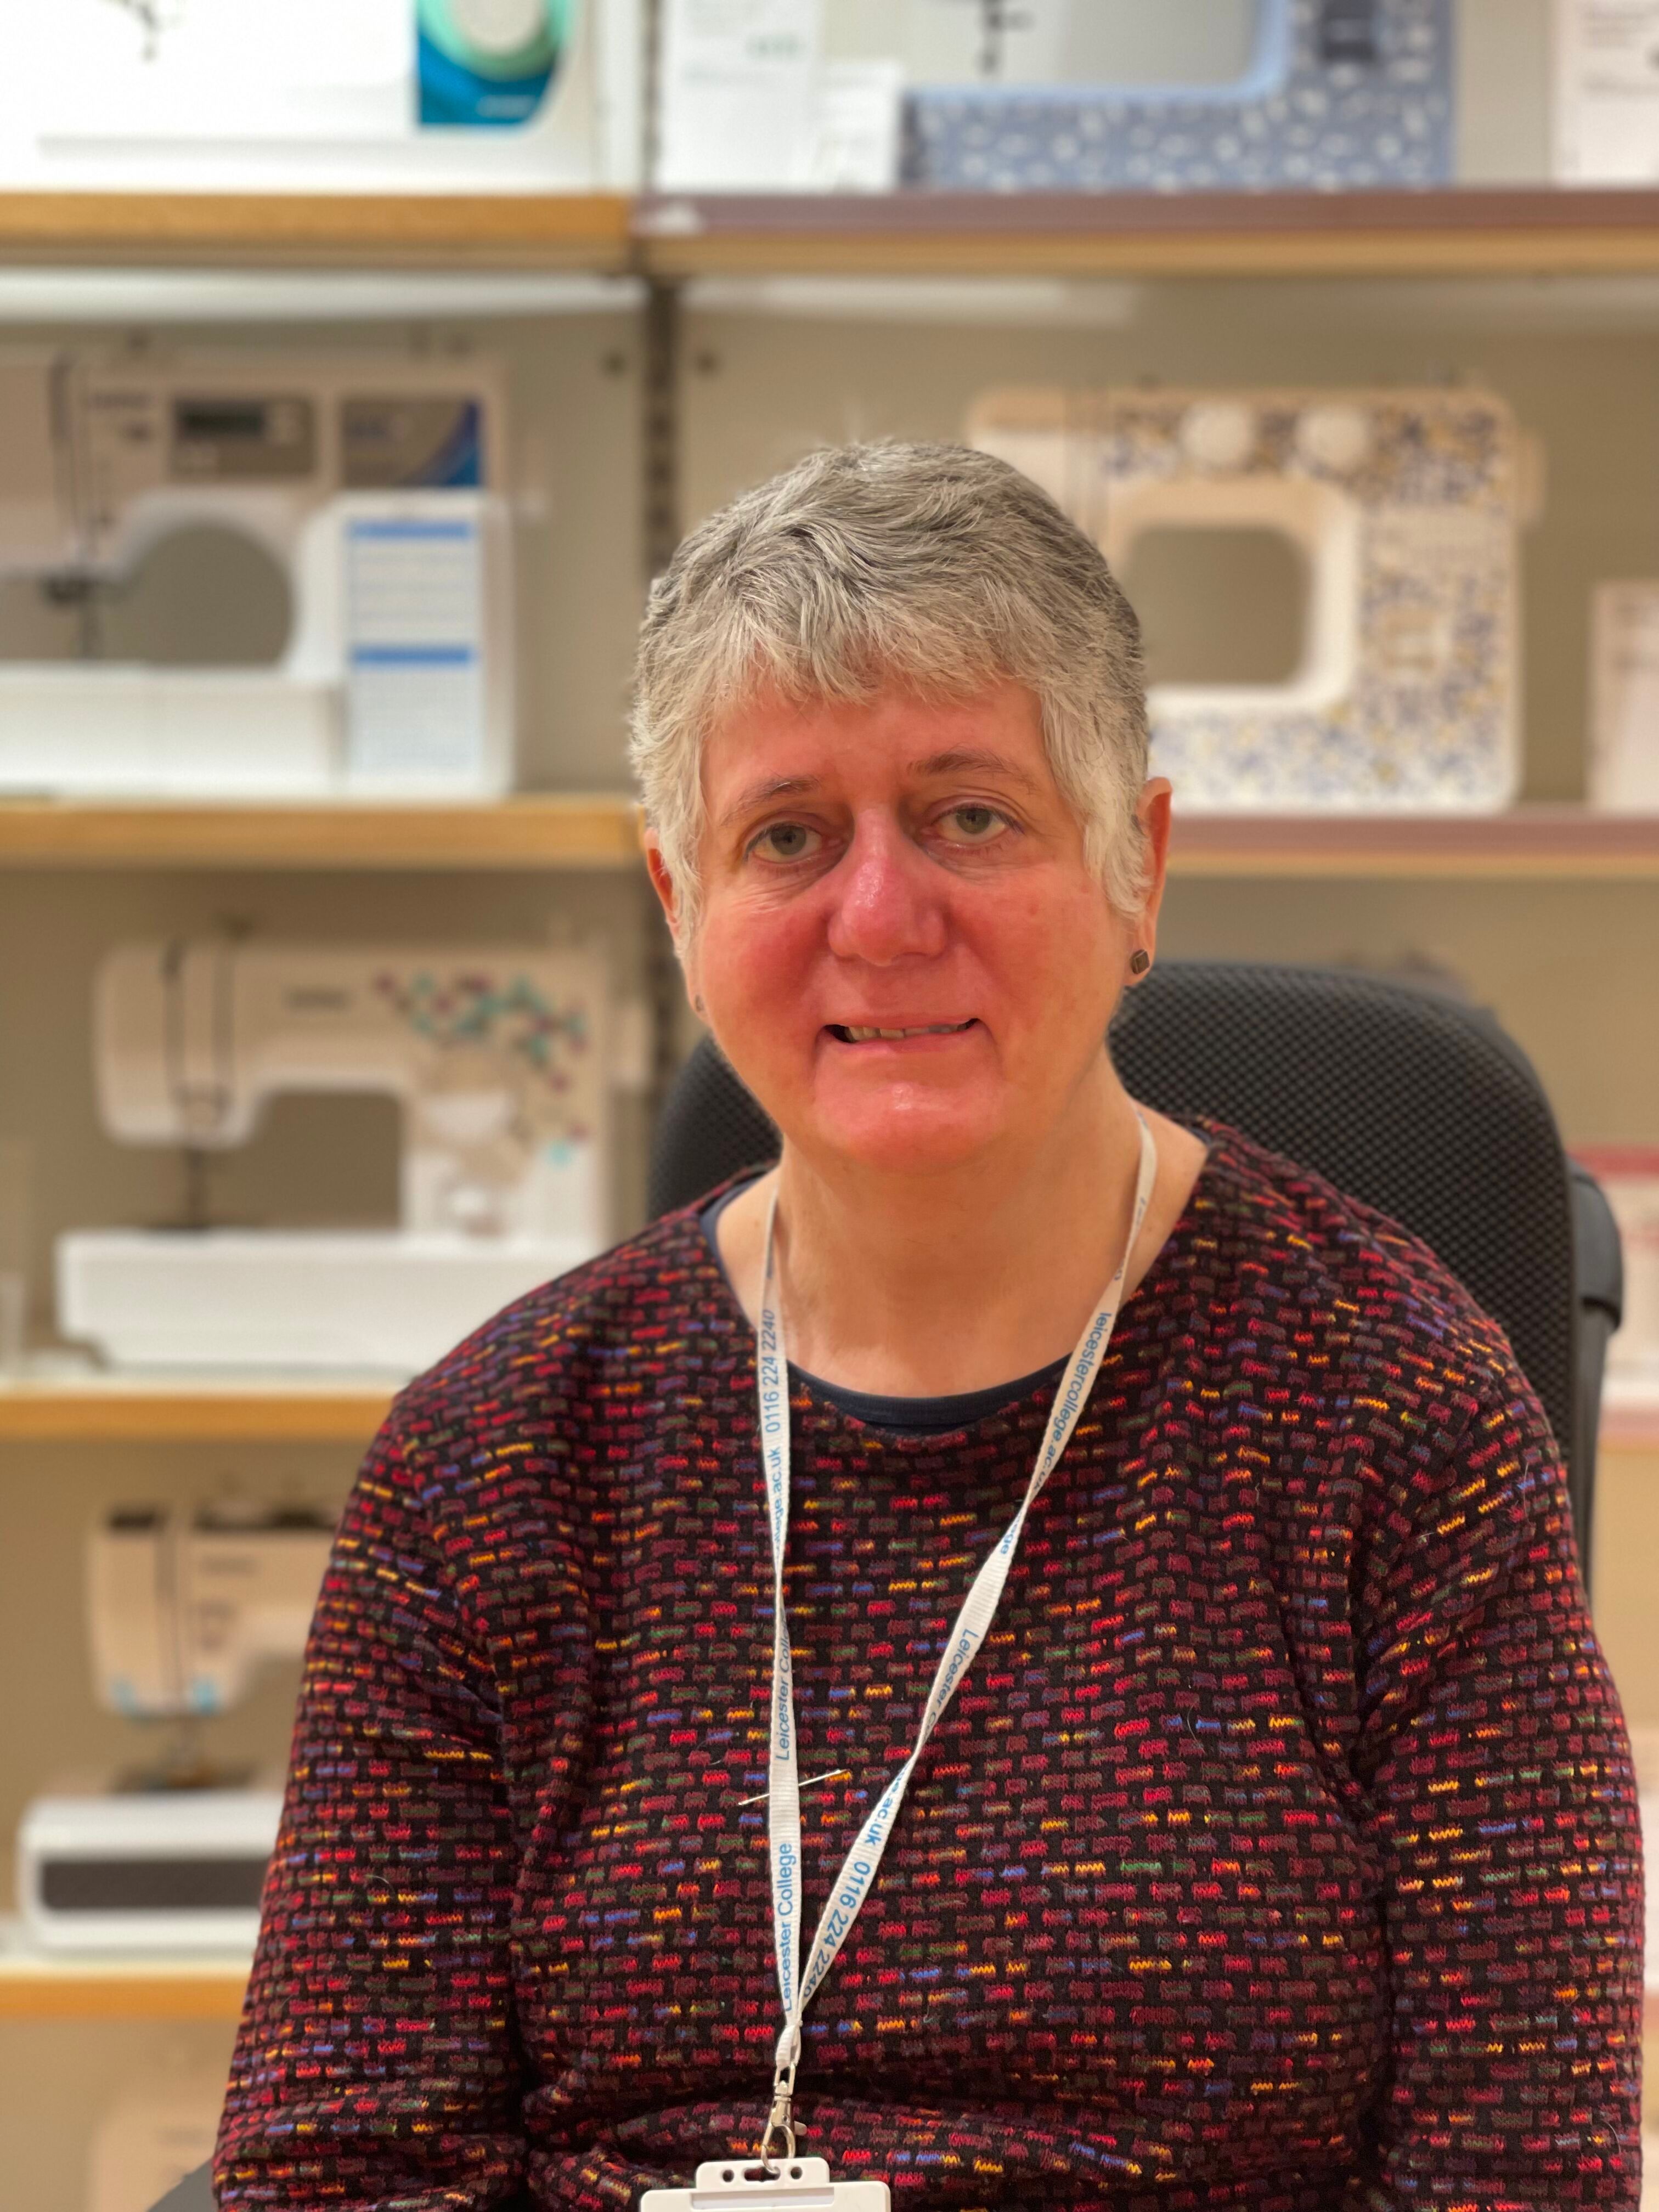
[717,750,1040,832]
[717,774,820,831]
[912,748,1042,793]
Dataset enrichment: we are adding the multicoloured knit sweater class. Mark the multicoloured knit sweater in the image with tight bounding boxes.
[216,1124,1642,2210]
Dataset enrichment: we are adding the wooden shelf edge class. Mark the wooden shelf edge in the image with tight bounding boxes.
[0,801,1652,878]
[2,184,1658,280]
[637,187,1659,280]
[0,795,644,871]
[0,1379,395,1446]
[1602,1384,1659,1457]
[0,190,633,272]
[3,1368,1651,1452]
[1167,808,1659,880]
[0,1950,250,2022]
[1604,1425,1659,1457]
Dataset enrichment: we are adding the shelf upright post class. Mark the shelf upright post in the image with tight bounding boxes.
[642,280,682,581]
[640,269,686,1127]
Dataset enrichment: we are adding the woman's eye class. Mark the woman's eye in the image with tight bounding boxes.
[938,804,1007,844]
[750,821,821,862]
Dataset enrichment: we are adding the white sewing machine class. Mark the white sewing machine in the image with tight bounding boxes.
[0,0,644,191]
[18,1502,333,1954]
[57,936,634,1372]
[0,348,514,798]
[970,385,1537,812]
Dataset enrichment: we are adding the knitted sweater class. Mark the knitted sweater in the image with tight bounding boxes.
[216,1124,1642,2211]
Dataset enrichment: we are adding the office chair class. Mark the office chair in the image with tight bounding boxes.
[649,960,1622,1578]
[150,963,1624,2212]
[150,2171,215,2212]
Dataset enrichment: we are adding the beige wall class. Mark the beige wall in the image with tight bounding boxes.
[0,2017,238,2212]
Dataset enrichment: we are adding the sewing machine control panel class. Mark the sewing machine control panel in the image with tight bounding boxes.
[72,369,493,551]
[0,349,504,569]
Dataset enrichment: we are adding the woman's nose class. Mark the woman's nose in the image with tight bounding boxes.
[824,817,947,965]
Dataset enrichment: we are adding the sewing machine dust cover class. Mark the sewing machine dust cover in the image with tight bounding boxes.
[971,386,1524,813]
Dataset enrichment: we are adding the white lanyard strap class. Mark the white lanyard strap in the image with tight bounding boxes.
[754,1116,1158,2158]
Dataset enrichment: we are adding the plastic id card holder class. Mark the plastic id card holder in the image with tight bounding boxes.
[642,2158,889,2211]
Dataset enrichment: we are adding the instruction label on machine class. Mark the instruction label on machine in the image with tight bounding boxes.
[345,511,488,786]
[1555,0,1659,181]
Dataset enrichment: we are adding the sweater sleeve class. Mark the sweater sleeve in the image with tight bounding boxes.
[1345,1370,1643,2210]
[215,1405,531,2212]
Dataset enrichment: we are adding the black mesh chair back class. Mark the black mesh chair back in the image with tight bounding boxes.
[648,961,1620,1568]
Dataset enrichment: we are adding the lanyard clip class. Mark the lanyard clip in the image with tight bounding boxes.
[757,2041,799,2169]
[757,2087,796,2169]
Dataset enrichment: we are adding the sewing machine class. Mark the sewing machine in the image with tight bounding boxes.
[0,1,642,189]
[898,0,1454,190]
[0,348,514,798]
[57,936,635,1372]
[970,385,1533,812]
[18,1502,333,1954]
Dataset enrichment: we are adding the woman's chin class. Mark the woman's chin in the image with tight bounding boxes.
[797,1093,1006,1180]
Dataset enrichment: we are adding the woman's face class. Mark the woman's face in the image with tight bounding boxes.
[651,681,1170,1180]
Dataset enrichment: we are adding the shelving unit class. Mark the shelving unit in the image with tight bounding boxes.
[0,80,1656,2097]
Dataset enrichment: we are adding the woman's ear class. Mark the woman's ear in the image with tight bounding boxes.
[1133,778,1175,956]
[644,829,679,940]
[644,831,705,1019]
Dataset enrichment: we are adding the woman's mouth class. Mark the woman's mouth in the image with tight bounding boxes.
[826,1020,978,1044]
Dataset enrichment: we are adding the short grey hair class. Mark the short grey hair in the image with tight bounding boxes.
[629,439,1149,935]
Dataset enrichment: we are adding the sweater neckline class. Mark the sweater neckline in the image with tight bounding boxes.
[687,1118,1221,1442]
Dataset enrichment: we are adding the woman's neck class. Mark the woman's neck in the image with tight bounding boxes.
[716,1070,1207,1400]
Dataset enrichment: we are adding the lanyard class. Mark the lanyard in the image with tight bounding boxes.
[753,1115,1158,2163]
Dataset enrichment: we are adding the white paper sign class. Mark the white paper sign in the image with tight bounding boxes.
[1590,582,1659,809]
[658,0,823,189]
[1554,0,1659,182]
[806,59,904,190]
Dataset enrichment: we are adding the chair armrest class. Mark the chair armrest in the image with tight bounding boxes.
[1569,1165,1626,1593]
[147,2162,216,2212]
[1571,1163,1625,1327]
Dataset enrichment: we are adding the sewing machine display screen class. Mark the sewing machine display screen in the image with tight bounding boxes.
[827,0,1267,90]
[172,397,318,482]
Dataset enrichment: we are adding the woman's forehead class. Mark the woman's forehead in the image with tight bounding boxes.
[701,680,1050,804]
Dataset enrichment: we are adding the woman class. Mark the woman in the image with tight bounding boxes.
[217,442,1641,2210]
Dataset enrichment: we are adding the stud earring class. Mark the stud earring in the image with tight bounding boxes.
[1129,950,1151,977]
